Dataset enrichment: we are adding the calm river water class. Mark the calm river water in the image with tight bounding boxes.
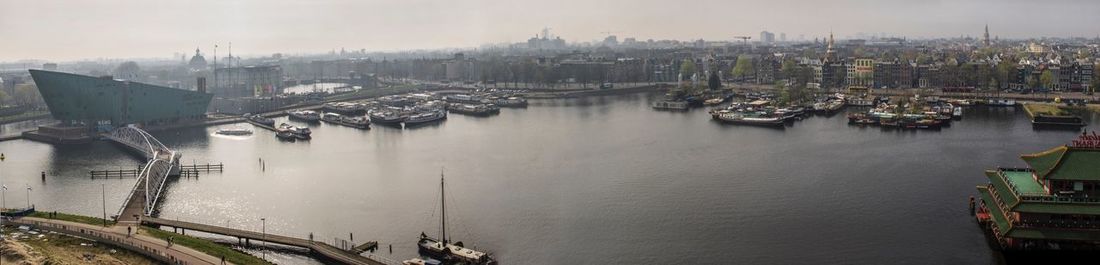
[1,93,1097,264]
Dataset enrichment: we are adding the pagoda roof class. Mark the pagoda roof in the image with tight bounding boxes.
[1021,145,1100,181]
[979,186,1100,241]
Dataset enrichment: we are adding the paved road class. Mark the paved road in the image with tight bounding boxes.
[11,217,229,265]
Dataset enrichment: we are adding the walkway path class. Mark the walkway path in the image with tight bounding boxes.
[145,217,389,265]
[10,217,230,265]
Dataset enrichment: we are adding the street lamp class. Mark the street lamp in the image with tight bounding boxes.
[25,185,31,209]
[260,217,266,260]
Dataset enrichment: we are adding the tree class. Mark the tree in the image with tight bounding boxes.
[775,81,790,106]
[995,61,1016,90]
[13,84,42,107]
[1039,69,1054,89]
[732,55,755,81]
[679,60,696,79]
[707,70,721,90]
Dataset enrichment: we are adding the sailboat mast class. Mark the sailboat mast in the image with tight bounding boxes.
[441,172,447,244]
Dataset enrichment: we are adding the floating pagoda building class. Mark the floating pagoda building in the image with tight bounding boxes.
[975,131,1100,251]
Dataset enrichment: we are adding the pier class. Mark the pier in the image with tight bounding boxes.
[90,168,142,178]
[143,217,390,265]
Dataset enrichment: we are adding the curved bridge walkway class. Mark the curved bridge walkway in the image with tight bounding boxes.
[104,125,180,223]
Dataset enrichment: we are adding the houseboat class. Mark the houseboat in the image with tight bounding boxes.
[446,103,500,116]
[404,109,447,126]
[368,108,408,126]
[652,100,689,111]
[287,110,321,123]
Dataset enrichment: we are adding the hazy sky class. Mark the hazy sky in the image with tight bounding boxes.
[3,0,1099,62]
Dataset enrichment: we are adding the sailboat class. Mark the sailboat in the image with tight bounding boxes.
[418,172,496,265]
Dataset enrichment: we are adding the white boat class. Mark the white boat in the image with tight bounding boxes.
[278,123,312,140]
[288,110,321,122]
[953,106,963,118]
[404,109,447,126]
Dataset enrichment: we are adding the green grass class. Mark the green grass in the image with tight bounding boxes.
[1023,103,1072,117]
[140,227,273,265]
[29,211,116,226]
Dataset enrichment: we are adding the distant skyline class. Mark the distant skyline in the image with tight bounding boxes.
[3,0,1100,62]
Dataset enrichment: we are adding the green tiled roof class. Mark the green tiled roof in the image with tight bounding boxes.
[977,186,1012,233]
[985,170,1019,206]
[1021,145,1067,178]
[1001,170,1045,194]
[1044,149,1100,181]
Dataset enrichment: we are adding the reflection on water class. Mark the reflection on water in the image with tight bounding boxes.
[0,94,1096,264]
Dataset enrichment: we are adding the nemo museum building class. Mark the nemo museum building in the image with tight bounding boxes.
[25,70,212,144]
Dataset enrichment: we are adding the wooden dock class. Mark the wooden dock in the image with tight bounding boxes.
[90,167,143,178]
[142,217,390,265]
[351,241,379,254]
[178,163,224,172]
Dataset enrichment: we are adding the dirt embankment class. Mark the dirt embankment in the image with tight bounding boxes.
[2,228,157,265]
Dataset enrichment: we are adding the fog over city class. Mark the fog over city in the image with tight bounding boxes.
[2,0,1100,61]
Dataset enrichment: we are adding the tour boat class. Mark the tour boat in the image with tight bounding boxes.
[244,114,275,127]
[321,112,343,124]
[445,94,485,104]
[711,110,784,127]
[278,123,312,140]
[418,172,496,265]
[652,100,689,110]
[340,116,371,129]
[368,109,408,126]
[215,127,253,136]
[275,130,296,141]
[493,96,528,108]
[404,109,447,126]
[287,110,321,123]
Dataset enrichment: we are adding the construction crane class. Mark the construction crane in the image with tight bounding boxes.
[733,36,751,45]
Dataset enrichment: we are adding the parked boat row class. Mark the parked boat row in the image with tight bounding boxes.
[846,100,963,130]
[707,100,808,127]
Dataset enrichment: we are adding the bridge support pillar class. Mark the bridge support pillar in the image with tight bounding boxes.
[245,238,250,246]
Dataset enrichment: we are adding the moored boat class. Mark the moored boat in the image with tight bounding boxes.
[494,96,528,108]
[278,123,312,140]
[446,103,500,116]
[215,127,253,136]
[404,109,447,126]
[418,172,496,265]
[652,100,689,110]
[368,108,409,126]
[711,110,785,127]
[287,110,321,123]
[244,113,275,127]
